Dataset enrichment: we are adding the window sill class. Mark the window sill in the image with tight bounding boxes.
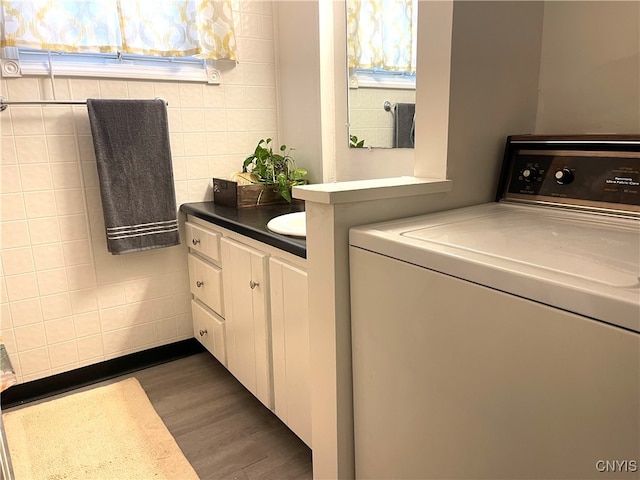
[16,60,221,84]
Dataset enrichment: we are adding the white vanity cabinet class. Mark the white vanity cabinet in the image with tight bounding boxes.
[270,258,311,446]
[184,212,310,446]
[221,237,272,409]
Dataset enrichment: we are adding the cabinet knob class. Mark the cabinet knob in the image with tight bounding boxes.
[199,329,208,337]
[249,280,259,289]
[192,238,201,245]
[196,280,204,288]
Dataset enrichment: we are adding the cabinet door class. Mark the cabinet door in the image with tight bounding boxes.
[270,258,311,446]
[188,253,224,317]
[221,237,272,409]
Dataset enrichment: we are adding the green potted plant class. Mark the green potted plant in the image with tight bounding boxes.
[242,138,308,203]
[350,134,365,148]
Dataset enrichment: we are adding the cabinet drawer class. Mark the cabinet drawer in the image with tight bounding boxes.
[192,299,226,365]
[188,252,224,317]
[186,221,221,263]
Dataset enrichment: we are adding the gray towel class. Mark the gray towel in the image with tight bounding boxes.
[394,103,416,148]
[87,99,180,254]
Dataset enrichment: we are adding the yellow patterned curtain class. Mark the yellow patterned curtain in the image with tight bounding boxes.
[346,0,416,72]
[0,0,238,61]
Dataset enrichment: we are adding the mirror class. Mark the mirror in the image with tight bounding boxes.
[346,0,418,149]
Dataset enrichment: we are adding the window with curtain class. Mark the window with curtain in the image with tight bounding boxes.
[346,0,417,87]
[0,0,238,81]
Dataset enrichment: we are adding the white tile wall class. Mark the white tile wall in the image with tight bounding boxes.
[349,87,416,148]
[0,0,279,384]
[9,298,43,326]
[40,293,72,320]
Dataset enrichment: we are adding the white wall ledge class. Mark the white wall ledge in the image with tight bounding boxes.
[293,177,452,205]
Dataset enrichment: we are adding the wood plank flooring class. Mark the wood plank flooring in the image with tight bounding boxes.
[5,352,313,480]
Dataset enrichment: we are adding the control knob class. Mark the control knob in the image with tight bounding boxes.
[554,168,574,185]
[521,167,537,182]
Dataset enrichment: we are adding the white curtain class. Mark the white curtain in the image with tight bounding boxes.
[0,0,238,61]
[346,0,417,73]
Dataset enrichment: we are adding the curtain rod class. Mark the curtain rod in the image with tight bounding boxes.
[0,96,167,112]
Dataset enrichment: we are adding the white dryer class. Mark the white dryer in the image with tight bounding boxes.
[349,135,640,479]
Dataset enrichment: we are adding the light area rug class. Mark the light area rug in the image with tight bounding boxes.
[2,377,199,480]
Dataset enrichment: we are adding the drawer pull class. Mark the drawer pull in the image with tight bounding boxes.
[192,238,201,245]
[249,280,259,289]
[196,280,204,288]
[199,329,208,337]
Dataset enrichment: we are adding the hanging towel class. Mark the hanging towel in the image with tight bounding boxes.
[87,99,180,254]
[393,103,416,148]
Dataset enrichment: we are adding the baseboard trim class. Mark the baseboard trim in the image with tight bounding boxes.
[1,338,205,409]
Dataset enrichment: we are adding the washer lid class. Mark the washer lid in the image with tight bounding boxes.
[349,203,640,332]
[403,207,638,289]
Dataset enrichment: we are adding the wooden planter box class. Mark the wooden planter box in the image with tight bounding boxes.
[213,178,289,208]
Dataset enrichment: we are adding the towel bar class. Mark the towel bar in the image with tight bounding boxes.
[0,96,167,112]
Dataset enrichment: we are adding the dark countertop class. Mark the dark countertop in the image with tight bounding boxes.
[180,201,306,258]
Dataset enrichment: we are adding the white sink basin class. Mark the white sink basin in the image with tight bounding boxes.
[267,211,306,237]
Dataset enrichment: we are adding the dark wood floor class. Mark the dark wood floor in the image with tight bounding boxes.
[6,352,313,480]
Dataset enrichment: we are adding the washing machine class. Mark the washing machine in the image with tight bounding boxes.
[349,135,640,479]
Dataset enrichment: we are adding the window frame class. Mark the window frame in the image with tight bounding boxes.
[348,67,416,90]
[2,48,223,84]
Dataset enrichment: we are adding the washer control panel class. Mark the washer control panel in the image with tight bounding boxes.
[498,136,640,215]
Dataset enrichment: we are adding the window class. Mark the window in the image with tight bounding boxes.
[346,0,418,89]
[0,0,237,82]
